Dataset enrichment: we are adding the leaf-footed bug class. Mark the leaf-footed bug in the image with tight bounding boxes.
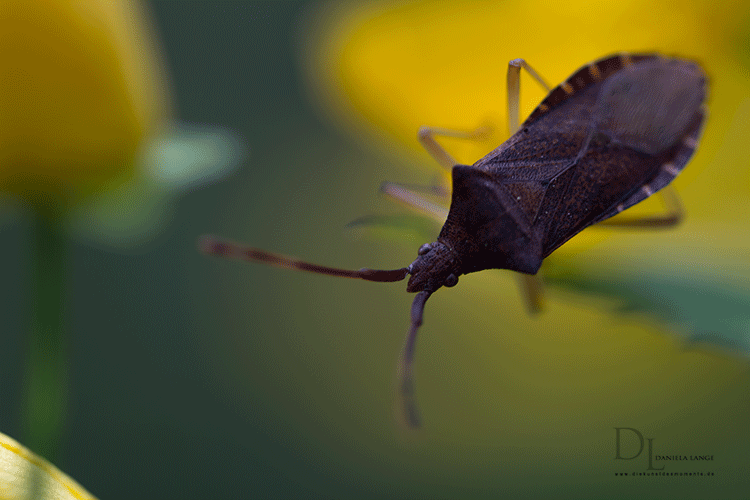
[201,53,707,427]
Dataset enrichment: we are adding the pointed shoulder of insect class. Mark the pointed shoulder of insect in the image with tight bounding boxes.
[439,165,544,275]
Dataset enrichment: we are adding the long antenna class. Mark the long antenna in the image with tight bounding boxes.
[398,290,432,428]
[199,235,409,282]
[200,234,429,428]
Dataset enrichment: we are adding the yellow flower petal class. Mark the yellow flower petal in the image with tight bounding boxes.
[0,432,97,500]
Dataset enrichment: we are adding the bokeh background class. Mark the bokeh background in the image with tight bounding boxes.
[1,1,749,499]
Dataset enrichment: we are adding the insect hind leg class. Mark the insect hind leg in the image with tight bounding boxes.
[516,273,545,315]
[595,185,683,228]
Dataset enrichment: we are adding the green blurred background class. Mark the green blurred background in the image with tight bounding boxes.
[1,1,749,499]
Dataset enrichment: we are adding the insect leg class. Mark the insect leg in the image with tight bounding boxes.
[506,59,554,315]
[380,182,449,222]
[389,124,490,216]
[516,273,545,315]
[596,185,684,228]
[418,125,492,171]
[507,59,551,135]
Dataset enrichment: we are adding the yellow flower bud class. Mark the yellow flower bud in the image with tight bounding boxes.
[0,0,170,209]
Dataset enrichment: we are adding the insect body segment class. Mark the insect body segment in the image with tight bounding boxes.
[442,54,706,272]
[201,53,707,428]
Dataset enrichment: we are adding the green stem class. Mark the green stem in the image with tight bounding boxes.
[22,212,69,464]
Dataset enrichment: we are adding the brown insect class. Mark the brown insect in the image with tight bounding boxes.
[201,53,707,427]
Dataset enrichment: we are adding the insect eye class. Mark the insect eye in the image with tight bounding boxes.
[444,274,459,287]
[417,243,433,255]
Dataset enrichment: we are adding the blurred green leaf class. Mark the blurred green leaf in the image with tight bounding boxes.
[544,251,750,358]
[141,123,244,190]
[66,123,244,248]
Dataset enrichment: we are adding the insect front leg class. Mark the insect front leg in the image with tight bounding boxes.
[380,182,449,222]
[596,186,684,228]
[376,124,494,219]
[506,59,551,135]
[418,125,492,171]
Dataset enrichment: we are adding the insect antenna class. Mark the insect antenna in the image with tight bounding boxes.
[199,235,410,282]
[398,290,432,428]
[201,234,434,428]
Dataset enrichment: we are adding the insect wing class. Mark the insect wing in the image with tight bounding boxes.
[469,54,706,259]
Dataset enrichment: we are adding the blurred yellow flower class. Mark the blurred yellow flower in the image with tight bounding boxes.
[302,0,750,241]
[0,0,170,209]
[0,0,242,244]
[0,431,96,500]
[3,0,243,486]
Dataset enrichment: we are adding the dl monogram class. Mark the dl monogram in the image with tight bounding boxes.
[614,427,664,470]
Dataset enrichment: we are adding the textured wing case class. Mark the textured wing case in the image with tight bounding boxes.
[441,53,706,274]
